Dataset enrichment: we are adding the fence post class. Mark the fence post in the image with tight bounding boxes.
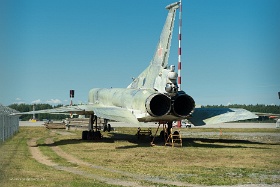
[1,113,3,142]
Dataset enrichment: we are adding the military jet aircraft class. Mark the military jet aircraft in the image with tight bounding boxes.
[13,2,258,140]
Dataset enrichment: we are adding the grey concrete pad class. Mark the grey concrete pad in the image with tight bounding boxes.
[19,121,45,127]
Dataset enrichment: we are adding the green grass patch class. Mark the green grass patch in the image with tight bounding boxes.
[0,126,279,186]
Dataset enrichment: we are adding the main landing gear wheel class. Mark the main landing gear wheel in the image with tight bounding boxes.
[82,115,109,140]
[82,131,88,140]
[82,130,103,140]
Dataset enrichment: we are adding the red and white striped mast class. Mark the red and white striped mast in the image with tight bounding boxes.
[177,0,183,128]
[178,0,182,91]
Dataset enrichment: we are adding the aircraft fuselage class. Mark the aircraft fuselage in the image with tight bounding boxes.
[88,88,195,123]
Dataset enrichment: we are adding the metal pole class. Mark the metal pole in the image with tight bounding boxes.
[178,0,182,91]
[177,0,183,128]
[3,114,5,142]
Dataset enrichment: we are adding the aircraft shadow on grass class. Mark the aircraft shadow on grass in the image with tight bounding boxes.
[36,132,276,150]
[182,138,275,149]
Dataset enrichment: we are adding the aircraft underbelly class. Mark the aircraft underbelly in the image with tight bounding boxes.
[138,115,185,122]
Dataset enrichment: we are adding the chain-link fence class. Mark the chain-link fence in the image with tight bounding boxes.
[0,104,19,142]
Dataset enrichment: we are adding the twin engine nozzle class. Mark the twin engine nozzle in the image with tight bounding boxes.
[145,91,195,117]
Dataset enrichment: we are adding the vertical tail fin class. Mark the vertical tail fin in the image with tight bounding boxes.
[128,2,180,90]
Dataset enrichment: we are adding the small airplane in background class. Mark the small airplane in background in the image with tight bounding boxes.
[13,2,258,141]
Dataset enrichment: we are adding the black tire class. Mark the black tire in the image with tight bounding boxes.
[88,131,94,140]
[94,131,102,139]
[82,131,89,140]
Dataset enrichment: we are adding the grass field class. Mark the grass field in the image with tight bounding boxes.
[0,126,279,187]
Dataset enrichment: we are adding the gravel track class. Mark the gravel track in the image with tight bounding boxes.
[28,138,148,187]
[28,137,193,187]
[27,128,279,187]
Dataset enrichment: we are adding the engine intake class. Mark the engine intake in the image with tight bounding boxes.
[172,91,195,117]
[146,94,171,117]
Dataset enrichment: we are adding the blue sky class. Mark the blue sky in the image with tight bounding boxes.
[0,0,279,106]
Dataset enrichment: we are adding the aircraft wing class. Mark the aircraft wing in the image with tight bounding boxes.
[189,108,259,126]
[12,104,140,125]
[12,105,92,116]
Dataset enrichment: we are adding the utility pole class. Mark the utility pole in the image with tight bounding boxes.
[70,90,74,118]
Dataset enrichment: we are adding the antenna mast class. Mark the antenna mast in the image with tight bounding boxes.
[177,0,183,128]
[178,0,182,91]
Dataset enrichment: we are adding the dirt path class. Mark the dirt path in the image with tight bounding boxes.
[28,138,149,187]
[28,136,278,187]
[28,138,57,167]
[44,137,192,187]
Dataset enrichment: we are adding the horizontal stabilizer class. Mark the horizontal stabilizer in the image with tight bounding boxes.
[189,108,258,126]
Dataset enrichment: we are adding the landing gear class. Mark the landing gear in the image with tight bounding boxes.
[103,119,111,132]
[151,121,182,147]
[82,130,88,140]
[81,130,103,140]
[82,114,104,140]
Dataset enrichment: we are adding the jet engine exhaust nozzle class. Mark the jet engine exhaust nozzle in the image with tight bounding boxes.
[172,92,195,117]
[146,94,171,117]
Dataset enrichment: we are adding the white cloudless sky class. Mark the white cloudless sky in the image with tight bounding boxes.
[0,0,279,106]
